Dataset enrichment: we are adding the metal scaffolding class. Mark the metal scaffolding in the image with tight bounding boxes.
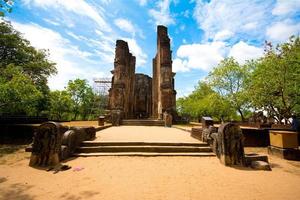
[93,77,112,96]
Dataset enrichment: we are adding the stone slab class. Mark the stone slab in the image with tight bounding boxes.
[268,146,300,161]
[245,154,269,166]
[269,130,298,148]
[251,161,272,171]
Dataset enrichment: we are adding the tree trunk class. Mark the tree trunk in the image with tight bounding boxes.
[238,109,245,121]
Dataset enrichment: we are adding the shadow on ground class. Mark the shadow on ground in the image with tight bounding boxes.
[0,145,27,157]
[0,183,35,200]
[0,145,30,165]
[59,190,100,200]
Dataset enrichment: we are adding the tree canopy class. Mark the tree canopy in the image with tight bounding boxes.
[177,36,300,123]
[207,57,250,121]
[177,81,237,122]
[248,37,300,123]
[0,20,57,115]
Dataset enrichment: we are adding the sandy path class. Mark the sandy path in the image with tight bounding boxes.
[1,151,300,200]
[95,126,200,143]
[1,126,300,200]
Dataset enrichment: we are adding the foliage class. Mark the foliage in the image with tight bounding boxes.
[66,79,95,120]
[177,37,300,123]
[177,81,237,121]
[0,21,57,81]
[0,65,42,115]
[0,20,57,115]
[207,57,250,121]
[48,90,73,121]
[46,79,108,121]
[248,37,300,123]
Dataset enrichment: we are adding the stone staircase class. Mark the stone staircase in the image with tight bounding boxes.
[121,119,165,126]
[73,141,215,157]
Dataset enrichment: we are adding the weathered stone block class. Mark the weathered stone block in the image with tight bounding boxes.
[29,122,67,167]
[201,116,213,129]
[202,126,218,143]
[98,116,105,126]
[245,154,269,166]
[191,127,203,140]
[70,127,85,144]
[251,161,271,171]
[163,112,172,127]
[111,110,122,126]
[268,146,300,161]
[215,123,245,166]
[61,130,77,155]
[269,130,298,148]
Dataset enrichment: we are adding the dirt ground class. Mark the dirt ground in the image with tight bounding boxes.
[94,126,200,143]
[1,126,300,200]
[61,121,101,127]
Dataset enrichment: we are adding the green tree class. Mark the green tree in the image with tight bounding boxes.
[89,94,108,118]
[48,90,73,121]
[0,20,56,115]
[0,65,42,115]
[208,57,250,121]
[66,79,94,120]
[249,37,300,123]
[176,81,236,121]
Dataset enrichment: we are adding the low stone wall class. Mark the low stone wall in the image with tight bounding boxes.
[190,126,270,147]
[191,127,202,140]
[0,124,38,144]
[242,128,270,147]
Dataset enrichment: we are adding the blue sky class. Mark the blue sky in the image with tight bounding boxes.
[5,0,300,97]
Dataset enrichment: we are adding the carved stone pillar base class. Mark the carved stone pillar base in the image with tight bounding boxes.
[29,122,67,167]
[111,110,123,126]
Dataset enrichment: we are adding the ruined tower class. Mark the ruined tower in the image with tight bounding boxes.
[152,25,176,119]
[108,40,136,121]
[109,26,176,123]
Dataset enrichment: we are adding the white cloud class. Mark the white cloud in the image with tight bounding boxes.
[266,21,300,42]
[214,30,233,41]
[193,0,272,40]
[137,0,147,6]
[43,18,60,26]
[181,10,190,18]
[173,41,226,72]
[242,22,258,31]
[173,40,263,72]
[228,41,263,64]
[173,58,189,72]
[114,18,135,36]
[12,21,110,90]
[121,38,147,67]
[149,0,175,26]
[66,31,87,41]
[272,0,300,16]
[22,0,111,31]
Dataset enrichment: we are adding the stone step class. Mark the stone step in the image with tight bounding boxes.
[81,141,209,147]
[73,152,216,157]
[76,146,212,153]
[121,119,165,126]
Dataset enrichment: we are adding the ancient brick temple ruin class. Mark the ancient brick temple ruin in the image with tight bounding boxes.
[108,25,176,123]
